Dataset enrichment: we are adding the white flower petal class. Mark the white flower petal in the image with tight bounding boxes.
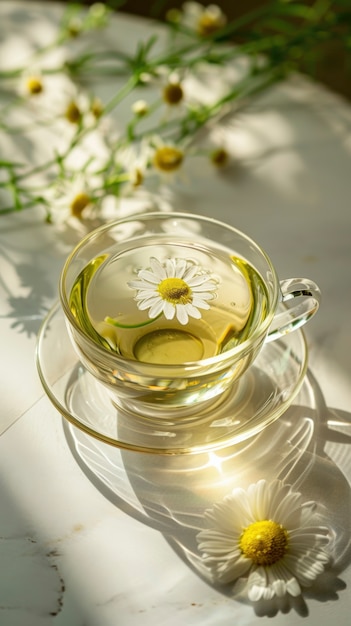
[272,578,286,598]
[192,297,211,310]
[247,568,270,601]
[128,279,155,290]
[176,304,188,325]
[273,491,303,525]
[134,289,158,299]
[174,258,187,277]
[271,562,301,597]
[183,264,198,281]
[247,479,271,520]
[188,274,213,287]
[191,281,218,292]
[289,526,330,542]
[286,577,302,597]
[283,557,320,586]
[149,299,166,318]
[150,257,167,279]
[137,269,161,284]
[221,492,253,527]
[192,291,213,300]
[185,303,202,319]
[137,297,161,310]
[197,535,239,555]
[163,300,175,320]
[215,556,252,584]
[165,258,176,277]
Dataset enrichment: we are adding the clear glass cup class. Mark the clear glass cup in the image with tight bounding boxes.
[59,212,320,415]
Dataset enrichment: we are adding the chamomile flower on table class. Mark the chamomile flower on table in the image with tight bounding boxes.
[22,74,45,97]
[149,137,188,181]
[128,256,218,326]
[210,146,230,168]
[60,1,112,38]
[180,2,227,37]
[196,479,332,602]
[16,71,97,134]
[134,70,188,120]
[131,99,150,117]
[113,140,151,195]
[18,70,72,108]
[62,91,104,129]
[163,76,185,107]
[46,173,101,223]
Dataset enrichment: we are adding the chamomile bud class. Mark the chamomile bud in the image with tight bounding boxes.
[132,100,149,117]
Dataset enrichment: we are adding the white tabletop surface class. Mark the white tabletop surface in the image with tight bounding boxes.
[0,2,351,625]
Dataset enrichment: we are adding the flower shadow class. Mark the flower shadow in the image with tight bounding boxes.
[5,262,53,337]
[253,575,346,617]
[0,216,115,338]
[237,570,346,617]
[0,193,174,337]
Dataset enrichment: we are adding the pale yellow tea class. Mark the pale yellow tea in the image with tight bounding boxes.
[69,240,268,365]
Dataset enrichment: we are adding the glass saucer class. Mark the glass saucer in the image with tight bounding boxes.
[36,301,308,454]
[63,373,319,534]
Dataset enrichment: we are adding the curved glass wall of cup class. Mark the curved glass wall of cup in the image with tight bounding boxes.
[58,212,283,413]
[36,301,308,454]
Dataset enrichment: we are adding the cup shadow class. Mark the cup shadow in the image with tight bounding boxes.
[63,366,351,616]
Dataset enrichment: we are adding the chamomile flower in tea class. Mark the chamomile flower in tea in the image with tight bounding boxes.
[69,232,267,365]
[128,256,218,325]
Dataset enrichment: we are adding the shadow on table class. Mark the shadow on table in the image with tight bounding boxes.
[64,366,351,617]
[0,213,115,337]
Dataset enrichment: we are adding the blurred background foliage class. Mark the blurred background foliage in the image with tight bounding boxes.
[37,0,351,100]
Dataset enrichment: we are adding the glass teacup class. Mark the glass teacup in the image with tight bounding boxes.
[59,212,320,415]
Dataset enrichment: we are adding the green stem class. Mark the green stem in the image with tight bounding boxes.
[104,314,162,329]
[102,74,140,116]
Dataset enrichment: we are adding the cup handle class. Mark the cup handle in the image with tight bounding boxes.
[266,278,321,342]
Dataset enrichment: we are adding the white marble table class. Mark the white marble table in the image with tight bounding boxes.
[0,2,350,625]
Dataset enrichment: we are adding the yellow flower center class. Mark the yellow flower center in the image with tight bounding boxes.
[67,18,82,37]
[70,192,91,217]
[153,146,184,172]
[211,148,229,167]
[197,13,225,37]
[131,168,144,187]
[163,82,184,105]
[26,76,43,95]
[65,101,82,124]
[239,520,289,566]
[158,277,192,304]
[91,98,103,118]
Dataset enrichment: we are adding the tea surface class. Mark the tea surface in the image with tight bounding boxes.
[69,240,268,365]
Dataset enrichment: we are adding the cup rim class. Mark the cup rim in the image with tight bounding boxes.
[59,211,280,369]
